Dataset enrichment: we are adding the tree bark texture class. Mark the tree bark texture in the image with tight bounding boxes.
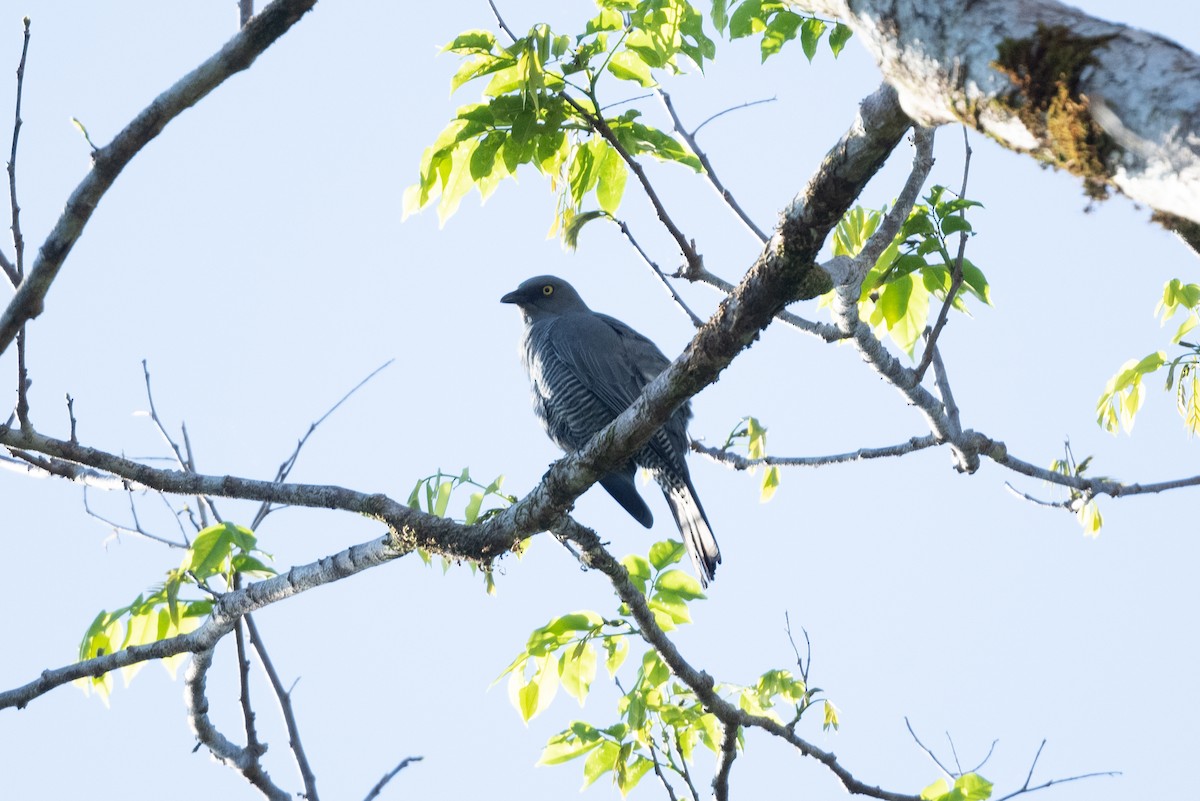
[800,0,1200,226]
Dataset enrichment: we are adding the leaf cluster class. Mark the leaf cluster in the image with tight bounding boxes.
[500,539,835,795]
[829,186,990,356]
[405,0,850,245]
[1097,278,1200,437]
[77,522,274,699]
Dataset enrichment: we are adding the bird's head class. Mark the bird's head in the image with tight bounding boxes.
[500,275,589,318]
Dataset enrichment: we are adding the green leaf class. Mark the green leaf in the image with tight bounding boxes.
[760,464,780,502]
[582,740,620,788]
[595,144,628,214]
[921,778,951,801]
[711,0,729,32]
[799,17,825,62]
[728,0,764,39]
[562,209,609,251]
[822,699,840,731]
[184,523,237,580]
[654,568,705,600]
[955,773,994,801]
[539,724,603,765]
[464,491,484,524]
[762,10,803,61]
[560,641,598,704]
[433,478,453,517]
[828,21,853,56]
[648,540,686,570]
[607,50,656,86]
[604,635,629,676]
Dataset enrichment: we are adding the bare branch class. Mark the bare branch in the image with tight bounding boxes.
[142,361,219,525]
[232,617,272,788]
[905,717,957,778]
[992,739,1120,801]
[915,125,974,383]
[692,97,778,137]
[238,0,254,27]
[245,614,319,801]
[656,89,769,243]
[613,218,705,328]
[252,358,395,530]
[646,742,681,801]
[82,486,189,549]
[0,0,319,356]
[693,434,940,470]
[486,0,518,43]
[362,756,424,801]
[7,16,30,280]
[186,645,290,801]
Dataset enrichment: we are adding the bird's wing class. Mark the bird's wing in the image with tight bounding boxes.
[546,312,667,418]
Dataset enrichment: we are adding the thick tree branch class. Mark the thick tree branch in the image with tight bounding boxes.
[0,531,407,711]
[0,0,318,356]
[797,0,1200,225]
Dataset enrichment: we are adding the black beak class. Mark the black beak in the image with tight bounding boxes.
[500,289,522,304]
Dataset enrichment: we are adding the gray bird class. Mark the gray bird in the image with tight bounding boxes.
[501,275,721,586]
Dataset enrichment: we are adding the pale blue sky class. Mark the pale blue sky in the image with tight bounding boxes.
[2,2,1196,800]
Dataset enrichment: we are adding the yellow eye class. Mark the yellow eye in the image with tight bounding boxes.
[542,285,554,296]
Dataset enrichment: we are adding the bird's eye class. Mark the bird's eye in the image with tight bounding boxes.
[542,285,554,296]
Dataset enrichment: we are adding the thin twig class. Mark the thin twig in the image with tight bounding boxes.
[946,732,963,775]
[673,735,702,801]
[251,359,395,530]
[993,740,1119,801]
[233,614,267,769]
[82,486,189,548]
[615,219,704,327]
[562,92,704,276]
[0,0,320,356]
[245,614,319,801]
[142,361,218,525]
[362,756,424,801]
[11,17,29,426]
[968,739,1000,774]
[8,17,29,278]
[486,0,518,43]
[238,0,254,27]
[692,96,778,137]
[656,89,769,243]
[905,717,957,778]
[646,742,681,801]
[914,125,973,382]
[784,612,812,682]
[65,394,77,443]
[693,434,940,470]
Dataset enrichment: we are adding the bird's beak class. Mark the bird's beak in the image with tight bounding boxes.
[500,289,522,305]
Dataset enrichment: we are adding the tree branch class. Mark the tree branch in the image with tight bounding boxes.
[245,614,320,801]
[796,0,1200,225]
[693,434,940,470]
[186,644,290,801]
[0,0,319,356]
[1,531,408,711]
[362,756,424,801]
[656,89,769,243]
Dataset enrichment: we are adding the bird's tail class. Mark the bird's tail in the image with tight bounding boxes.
[663,474,721,588]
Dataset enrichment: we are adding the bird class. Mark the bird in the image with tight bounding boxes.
[501,275,721,586]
